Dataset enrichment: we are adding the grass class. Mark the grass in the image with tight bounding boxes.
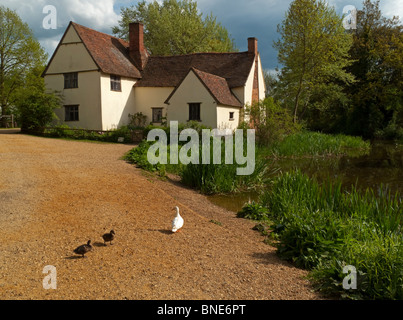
[124,130,370,195]
[124,138,270,195]
[241,170,403,300]
[264,131,370,158]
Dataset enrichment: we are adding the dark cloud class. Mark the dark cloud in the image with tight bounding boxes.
[2,0,401,70]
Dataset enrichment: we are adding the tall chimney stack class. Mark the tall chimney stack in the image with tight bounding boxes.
[129,22,148,71]
[248,37,258,56]
[248,37,260,104]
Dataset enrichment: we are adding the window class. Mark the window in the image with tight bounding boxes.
[64,72,78,89]
[110,75,121,91]
[188,103,201,121]
[229,112,235,120]
[65,105,79,122]
[152,108,163,123]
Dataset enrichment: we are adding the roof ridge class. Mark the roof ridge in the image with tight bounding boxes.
[191,67,229,83]
[149,51,248,59]
[71,21,129,45]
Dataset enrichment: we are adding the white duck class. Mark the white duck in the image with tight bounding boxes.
[172,206,184,233]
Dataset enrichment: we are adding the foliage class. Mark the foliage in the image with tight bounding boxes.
[236,201,269,220]
[273,0,355,123]
[344,0,403,139]
[128,112,148,129]
[248,170,403,299]
[112,0,237,55]
[125,134,269,195]
[17,91,62,133]
[179,148,268,195]
[244,97,300,146]
[124,140,167,172]
[0,6,48,127]
[44,125,134,143]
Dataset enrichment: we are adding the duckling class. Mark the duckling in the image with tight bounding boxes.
[73,240,92,258]
[102,230,115,245]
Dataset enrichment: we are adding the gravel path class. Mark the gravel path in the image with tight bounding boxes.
[0,132,324,300]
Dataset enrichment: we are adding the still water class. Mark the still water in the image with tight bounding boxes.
[208,141,403,213]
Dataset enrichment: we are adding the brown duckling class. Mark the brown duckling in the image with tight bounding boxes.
[73,240,93,258]
[102,230,115,245]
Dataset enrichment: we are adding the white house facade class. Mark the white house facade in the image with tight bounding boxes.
[42,22,266,131]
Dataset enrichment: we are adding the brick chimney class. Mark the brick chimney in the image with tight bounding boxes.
[248,38,260,104]
[248,37,258,56]
[129,22,148,71]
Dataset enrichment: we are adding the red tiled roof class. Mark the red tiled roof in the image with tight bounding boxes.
[165,68,242,107]
[71,22,142,79]
[135,52,255,88]
[193,68,242,107]
[44,21,256,94]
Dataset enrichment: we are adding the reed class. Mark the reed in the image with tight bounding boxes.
[248,170,402,299]
[125,139,269,194]
[266,131,370,158]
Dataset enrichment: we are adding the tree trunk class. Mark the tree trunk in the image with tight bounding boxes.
[293,84,303,124]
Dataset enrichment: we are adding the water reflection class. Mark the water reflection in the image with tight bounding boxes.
[209,140,403,212]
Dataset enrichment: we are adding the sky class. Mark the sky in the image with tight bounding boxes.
[1,0,402,72]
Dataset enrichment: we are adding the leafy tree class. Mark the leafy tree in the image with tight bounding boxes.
[274,0,355,124]
[346,0,403,138]
[263,70,279,98]
[112,0,237,55]
[14,65,62,133]
[0,6,48,127]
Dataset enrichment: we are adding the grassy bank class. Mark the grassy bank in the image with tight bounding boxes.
[124,130,370,194]
[239,170,402,299]
[263,131,370,158]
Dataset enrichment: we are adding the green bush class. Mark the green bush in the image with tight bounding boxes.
[124,140,165,172]
[237,201,269,220]
[19,91,62,133]
[44,125,133,143]
[244,97,300,146]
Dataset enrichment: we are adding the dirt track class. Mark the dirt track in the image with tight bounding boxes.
[0,131,324,300]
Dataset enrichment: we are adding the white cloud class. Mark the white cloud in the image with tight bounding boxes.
[382,0,403,22]
[2,0,121,60]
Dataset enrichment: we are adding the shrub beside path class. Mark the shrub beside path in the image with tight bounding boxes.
[0,132,324,300]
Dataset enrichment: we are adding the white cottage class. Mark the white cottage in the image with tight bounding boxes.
[42,22,266,131]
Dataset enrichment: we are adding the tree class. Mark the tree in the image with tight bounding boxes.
[14,65,62,133]
[112,0,237,55]
[244,97,300,146]
[346,0,403,138]
[274,0,355,123]
[0,6,48,127]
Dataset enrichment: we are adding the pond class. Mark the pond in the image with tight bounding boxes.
[208,140,403,213]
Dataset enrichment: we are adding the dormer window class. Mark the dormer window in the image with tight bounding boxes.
[110,75,121,91]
